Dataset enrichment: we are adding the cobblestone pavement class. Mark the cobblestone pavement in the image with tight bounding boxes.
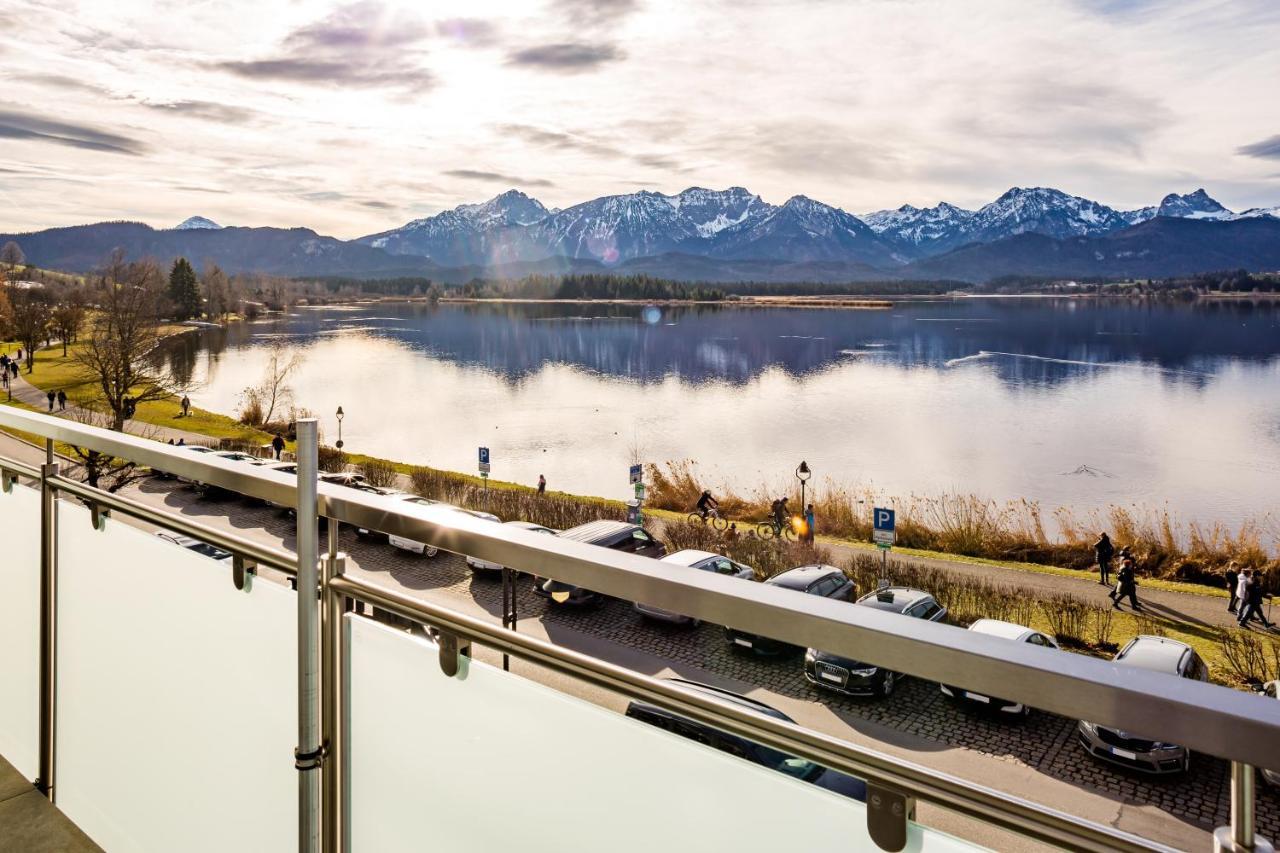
[129,476,1280,844]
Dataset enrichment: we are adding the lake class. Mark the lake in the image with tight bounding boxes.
[163,298,1280,530]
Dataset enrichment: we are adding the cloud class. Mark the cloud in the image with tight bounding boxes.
[1238,135,1280,160]
[139,99,257,124]
[360,200,395,210]
[506,42,623,71]
[0,106,146,155]
[217,58,433,89]
[498,122,681,172]
[551,0,640,26]
[444,169,554,188]
[436,18,500,47]
[9,72,110,96]
[284,1,433,50]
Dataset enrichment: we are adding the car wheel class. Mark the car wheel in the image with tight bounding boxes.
[880,672,895,698]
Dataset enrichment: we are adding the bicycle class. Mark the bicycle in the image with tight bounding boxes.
[687,507,729,532]
[755,516,798,542]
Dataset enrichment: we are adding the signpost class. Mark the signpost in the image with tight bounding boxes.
[628,463,645,524]
[873,506,895,579]
[478,447,490,510]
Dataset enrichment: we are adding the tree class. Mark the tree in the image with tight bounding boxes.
[201,262,230,322]
[50,288,86,357]
[238,343,300,427]
[9,285,52,372]
[1,241,24,269]
[75,253,174,431]
[0,274,13,340]
[66,403,155,492]
[167,257,201,321]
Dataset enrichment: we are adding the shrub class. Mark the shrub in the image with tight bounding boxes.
[1089,607,1115,650]
[1219,631,1273,686]
[238,391,264,426]
[360,459,398,488]
[317,445,347,473]
[1039,594,1091,646]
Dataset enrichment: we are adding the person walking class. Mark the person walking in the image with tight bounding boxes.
[271,433,286,460]
[725,523,738,542]
[1238,570,1274,629]
[804,503,816,545]
[181,394,191,418]
[537,474,546,495]
[1226,563,1241,614]
[1094,532,1114,586]
[57,389,67,411]
[1110,556,1142,610]
[46,390,55,412]
[176,437,185,446]
[1236,569,1251,623]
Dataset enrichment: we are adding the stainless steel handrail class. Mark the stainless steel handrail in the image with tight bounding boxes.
[331,573,1168,852]
[3,405,1279,771]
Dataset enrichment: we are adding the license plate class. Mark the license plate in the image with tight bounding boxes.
[1111,748,1137,761]
[734,638,753,648]
[819,671,844,684]
[965,692,990,704]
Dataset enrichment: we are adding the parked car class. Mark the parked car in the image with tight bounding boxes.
[938,619,1057,714]
[1077,636,1208,774]
[466,520,558,573]
[634,549,755,626]
[154,530,232,563]
[537,520,666,607]
[805,586,947,697]
[1260,682,1280,786]
[624,678,865,802]
[726,564,853,655]
[195,449,270,497]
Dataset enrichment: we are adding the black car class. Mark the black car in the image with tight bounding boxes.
[624,678,866,802]
[537,520,667,606]
[805,586,947,698]
[725,565,854,655]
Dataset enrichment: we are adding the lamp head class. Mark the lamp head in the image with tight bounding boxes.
[336,405,344,421]
[797,460,811,481]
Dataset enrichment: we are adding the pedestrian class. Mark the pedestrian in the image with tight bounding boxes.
[271,433,286,460]
[46,390,55,412]
[181,394,191,417]
[176,437,185,447]
[1094,532,1114,586]
[1239,570,1274,629]
[537,474,546,495]
[167,438,175,445]
[9,362,17,379]
[1226,562,1240,614]
[57,389,66,411]
[1236,569,1250,622]
[1110,556,1142,610]
[804,503,816,545]
[725,523,738,542]
[16,348,22,361]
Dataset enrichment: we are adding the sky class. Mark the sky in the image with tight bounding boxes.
[1,0,1278,238]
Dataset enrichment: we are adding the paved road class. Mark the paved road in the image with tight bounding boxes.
[106,471,1280,850]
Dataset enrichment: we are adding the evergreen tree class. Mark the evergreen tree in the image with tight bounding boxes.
[168,257,201,320]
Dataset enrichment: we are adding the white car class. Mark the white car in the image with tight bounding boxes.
[1261,681,1280,786]
[939,619,1059,715]
[398,506,500,557]
[635,549,755,626]
[154,530,233,563]
[466,521,557,573]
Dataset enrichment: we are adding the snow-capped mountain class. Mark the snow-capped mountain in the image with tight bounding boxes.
[862,202,975,255]
[666,186,775,238]
[1120,206,1157,226]
[1156,189,1232,220]
[966,187,1129,242]
[358,190,549,265]
[174,215,221,230]
[708,195,898,265]
[1233,206,1280,220]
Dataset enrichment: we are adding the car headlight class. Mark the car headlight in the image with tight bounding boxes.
[1079,721,1098,735]
[804,649,817,662]
[1151,742,1180,751]
[851,666,878,676]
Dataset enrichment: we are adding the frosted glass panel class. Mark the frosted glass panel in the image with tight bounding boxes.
[57,502,297,853]
[348,617,978,852]
[0,481,40,779]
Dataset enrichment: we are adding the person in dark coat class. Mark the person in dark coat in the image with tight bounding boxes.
[1110,556,1142,610]
[271,434,286,460]
[1226,563,1240,614]
[46,389,55,411]
[1238,571,1274,629]
[56,389,67,411]
[1094,532,1114,585]
[537,474,546,495]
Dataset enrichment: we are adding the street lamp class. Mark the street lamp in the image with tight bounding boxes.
[796,460,811,511]
[335,405,345,450]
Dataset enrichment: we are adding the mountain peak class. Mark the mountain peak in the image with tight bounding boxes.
[174,215,221,230]
[1157,189,1231,220]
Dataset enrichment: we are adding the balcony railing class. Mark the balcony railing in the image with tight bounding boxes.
[0,404,1277,852]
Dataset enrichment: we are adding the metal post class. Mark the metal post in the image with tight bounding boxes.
[1215,762,1274,852]
[36,440,57,800]
[501,567,513,671]
[322,516,346,853]
[295,420,321,853]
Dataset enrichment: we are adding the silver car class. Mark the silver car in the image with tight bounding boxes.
[1076,636,1207,774]
[939,619,1059,715]
[1260,681,1280,786]
[635,549,755,626]
[466,521,557,573]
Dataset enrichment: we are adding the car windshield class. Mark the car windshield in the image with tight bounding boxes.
[187,542,230,560]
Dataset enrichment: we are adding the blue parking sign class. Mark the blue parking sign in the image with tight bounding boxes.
[478,447,490,465]
[873,507,895,546]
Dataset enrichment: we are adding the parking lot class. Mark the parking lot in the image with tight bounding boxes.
[129,473,1280,849]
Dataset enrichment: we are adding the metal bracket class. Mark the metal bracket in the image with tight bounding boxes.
[438,630,472,678]
[232,556,257,591]
[88,501,110,531]
[294,742,327,771]
[1,469,14,493]
[866,783,915,852]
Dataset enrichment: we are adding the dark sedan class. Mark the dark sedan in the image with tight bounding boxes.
[537,520,667,606]
[625,678,866,802]
[726,565,853,655]
[804,586,946,698]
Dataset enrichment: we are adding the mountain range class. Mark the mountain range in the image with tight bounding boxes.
[2,186,1277,284]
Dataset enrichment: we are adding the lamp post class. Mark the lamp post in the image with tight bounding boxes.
[796,460,811,512]
[335,406,344,450]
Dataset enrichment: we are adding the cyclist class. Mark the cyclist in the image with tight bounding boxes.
[772,496,790,534]
[696,490,719,520]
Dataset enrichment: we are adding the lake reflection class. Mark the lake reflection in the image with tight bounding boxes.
[165,299,1280,528]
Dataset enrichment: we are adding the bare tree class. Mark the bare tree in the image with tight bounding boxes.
[65,403,155,492]
[9,285,52,372]
[201,262,230,322]
[74,253,174,431]
[1,241,24,269]
[50,286,86,356]
[239,343,300,426]
[0,275,13,339]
